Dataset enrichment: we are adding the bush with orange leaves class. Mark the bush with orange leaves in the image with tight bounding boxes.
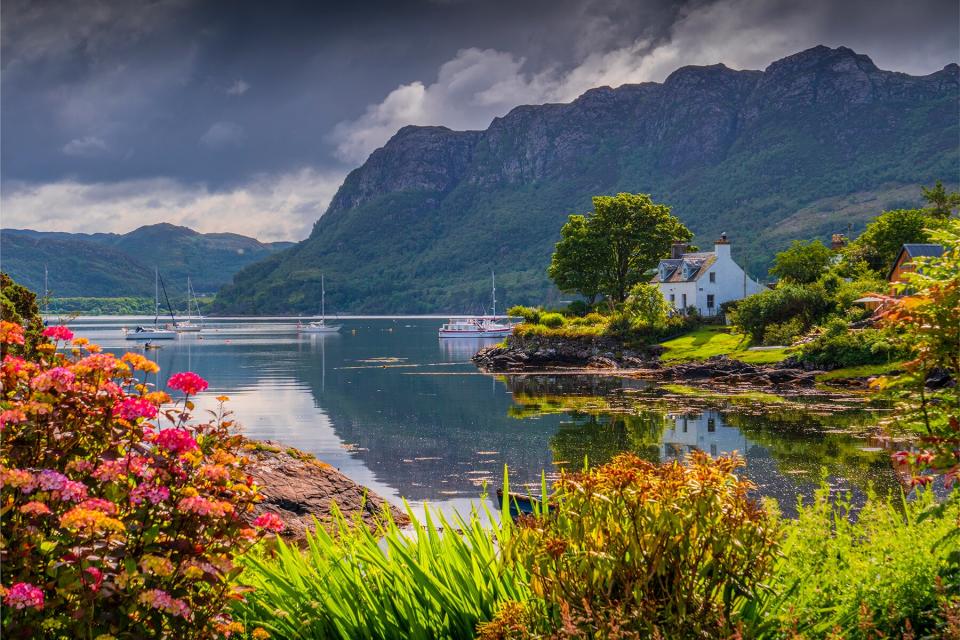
[0,322,277,639]
[482,452,779,639]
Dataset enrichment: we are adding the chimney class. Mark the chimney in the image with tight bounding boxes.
[714,232,731,259]
[670,242,687,259]
[831,233,847,251]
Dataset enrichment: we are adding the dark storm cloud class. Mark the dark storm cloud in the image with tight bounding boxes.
[2,0,957,239]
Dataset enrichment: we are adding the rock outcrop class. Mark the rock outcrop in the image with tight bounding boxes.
[658,356,818,387]
[245,441,408,540]
[473,335,659,371]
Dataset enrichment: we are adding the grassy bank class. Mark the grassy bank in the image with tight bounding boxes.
[659,325,792,364]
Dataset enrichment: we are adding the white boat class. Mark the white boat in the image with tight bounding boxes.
[169,277,204,333]
[439,272,513,338]
[298,274,341,333]
[125,268,178,340]
[438,317,513,338]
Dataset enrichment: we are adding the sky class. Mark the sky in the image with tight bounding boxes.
[2,0,958,241]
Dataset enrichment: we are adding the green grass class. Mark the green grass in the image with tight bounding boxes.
[816,361,906,382]
[659,325,791,364]
[660,383,787,404]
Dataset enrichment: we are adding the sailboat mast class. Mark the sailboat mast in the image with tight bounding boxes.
[154,268,160,327]
[321,274,325,321]
[491,271,497,317]
[43,265,49,317]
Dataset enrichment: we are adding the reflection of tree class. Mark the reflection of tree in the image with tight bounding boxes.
[722,410,901,500]
[550,412,667,468]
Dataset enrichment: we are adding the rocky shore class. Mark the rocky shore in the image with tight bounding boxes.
[472,334,659,371]
[245,441,408,540]
[651,355,818,387]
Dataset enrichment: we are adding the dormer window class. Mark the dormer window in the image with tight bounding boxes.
[682,261,695,280]
[659,262,673,281]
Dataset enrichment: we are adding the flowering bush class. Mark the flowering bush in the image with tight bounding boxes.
[0,322,272,638]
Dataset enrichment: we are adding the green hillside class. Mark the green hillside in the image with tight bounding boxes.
[206,46,953,313]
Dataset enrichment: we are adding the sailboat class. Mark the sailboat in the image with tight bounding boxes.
[125,268,177,340]
[298,274,341,333]
[439,272,513,338]
[169,277,203,332]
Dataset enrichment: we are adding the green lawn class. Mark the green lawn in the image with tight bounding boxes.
[659,325,791,364]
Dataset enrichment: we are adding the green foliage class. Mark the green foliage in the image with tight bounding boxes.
[491,453,779,638]
[761,317,806,347]
[842,208,942,272]
[235,501,529,640]
[547,215,604,303]
[729,283,834,344]
[624,283,670,327]
[548,193,692,303]
[769,239,833,284]
[506,305,541,324]
[748,487,960,639]
[798,318,904,369]
[0,272,44,356]
[537,312,565,328]
[921,179,960,218]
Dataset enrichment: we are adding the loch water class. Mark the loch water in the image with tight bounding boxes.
[70,317,901,516]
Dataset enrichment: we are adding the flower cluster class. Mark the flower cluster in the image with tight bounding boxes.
[0,323,271,637]
[168,371,209,396]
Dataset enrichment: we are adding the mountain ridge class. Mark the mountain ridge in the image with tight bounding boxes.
[1,224,294,298]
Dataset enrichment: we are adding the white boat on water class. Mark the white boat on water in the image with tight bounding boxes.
[168,277,204,333]
[439,272,513,338]
[125,268,178,341]
[298,274,341,333]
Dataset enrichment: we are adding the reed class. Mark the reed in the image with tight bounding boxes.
[235,491,530,640]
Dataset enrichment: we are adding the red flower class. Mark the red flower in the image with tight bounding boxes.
[83,567,104,592]
[252,512,285,533]
[42,325,74,341]
[910,475,934,488]
[168,371,208,396]
[4,582,43,610]
[154,428,198,454]
[113,397,159,421]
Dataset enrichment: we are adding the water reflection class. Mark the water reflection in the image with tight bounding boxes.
[66,318,898,515]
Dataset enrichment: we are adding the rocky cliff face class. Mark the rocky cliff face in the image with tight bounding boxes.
[216,46,958,314]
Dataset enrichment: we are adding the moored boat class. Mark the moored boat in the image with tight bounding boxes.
[438,271,513,338]
[125,268,178,340]
[298,274,341,333]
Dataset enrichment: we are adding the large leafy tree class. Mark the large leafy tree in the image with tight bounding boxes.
[549,193,691,303]
[843,208,937,273]
[547,215,605,304]
[769,239,833,284]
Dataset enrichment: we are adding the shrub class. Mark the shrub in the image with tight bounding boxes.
[624,283,669,327]
[0,324,271,638]
[761,316,806,346]
[730,283,834,342]
[236,501,529,639]
[748,487,960,639]
[537,312,565,329]
[494,453,779,638]
[798,318,904,369]
[506,305,540,324]
[567,312,606,327]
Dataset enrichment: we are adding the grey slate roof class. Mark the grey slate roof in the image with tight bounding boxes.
[901,244,944,258]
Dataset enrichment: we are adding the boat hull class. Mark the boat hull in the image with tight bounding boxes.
[438,328,512,338]
[300,325,341,333]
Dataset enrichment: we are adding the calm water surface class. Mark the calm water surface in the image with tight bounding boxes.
[67,317,901,516]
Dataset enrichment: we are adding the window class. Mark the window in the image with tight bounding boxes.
[681,294,687,309]
[709,272,716,283]
[707,418,715,432]
[707,294,715,308]
[669,294,675,303]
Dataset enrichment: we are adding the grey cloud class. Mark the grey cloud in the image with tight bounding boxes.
[62,136,108,157]
[226,79,250,95]
[200,121,246,150]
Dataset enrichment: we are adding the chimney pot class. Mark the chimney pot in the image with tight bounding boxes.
[670,242,687,259]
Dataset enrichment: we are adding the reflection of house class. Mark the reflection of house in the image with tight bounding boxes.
[888,244,944,293]
[660,411,747,460]
[651,233,765,316]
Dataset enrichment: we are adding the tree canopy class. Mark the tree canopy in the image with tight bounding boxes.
[769,239,833,284]
[843,209,937,273]
[920,180,960,219]
[549,193,692,303]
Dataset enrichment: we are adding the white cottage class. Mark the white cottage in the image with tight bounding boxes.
[650,233,765,316]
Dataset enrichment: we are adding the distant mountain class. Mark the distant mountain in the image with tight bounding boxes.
[1,223,294,298]
[233,47,953,313]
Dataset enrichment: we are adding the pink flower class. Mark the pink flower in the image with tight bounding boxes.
[19,501,51,516]
[179,496,233,517]
[113,397,159,422]
[130,484,169,506]
[252,512,285,533]
[167,371,208,396]
[0,409,27,429]
[31,367,76,393]
[57,480,88,502]
[891,451,911,465]
[42,325,74,341]
[139,589,191,619]
[154,428,198,454]
[4,582,44,610]
[78,498,117,514]
[36,470,68,492]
